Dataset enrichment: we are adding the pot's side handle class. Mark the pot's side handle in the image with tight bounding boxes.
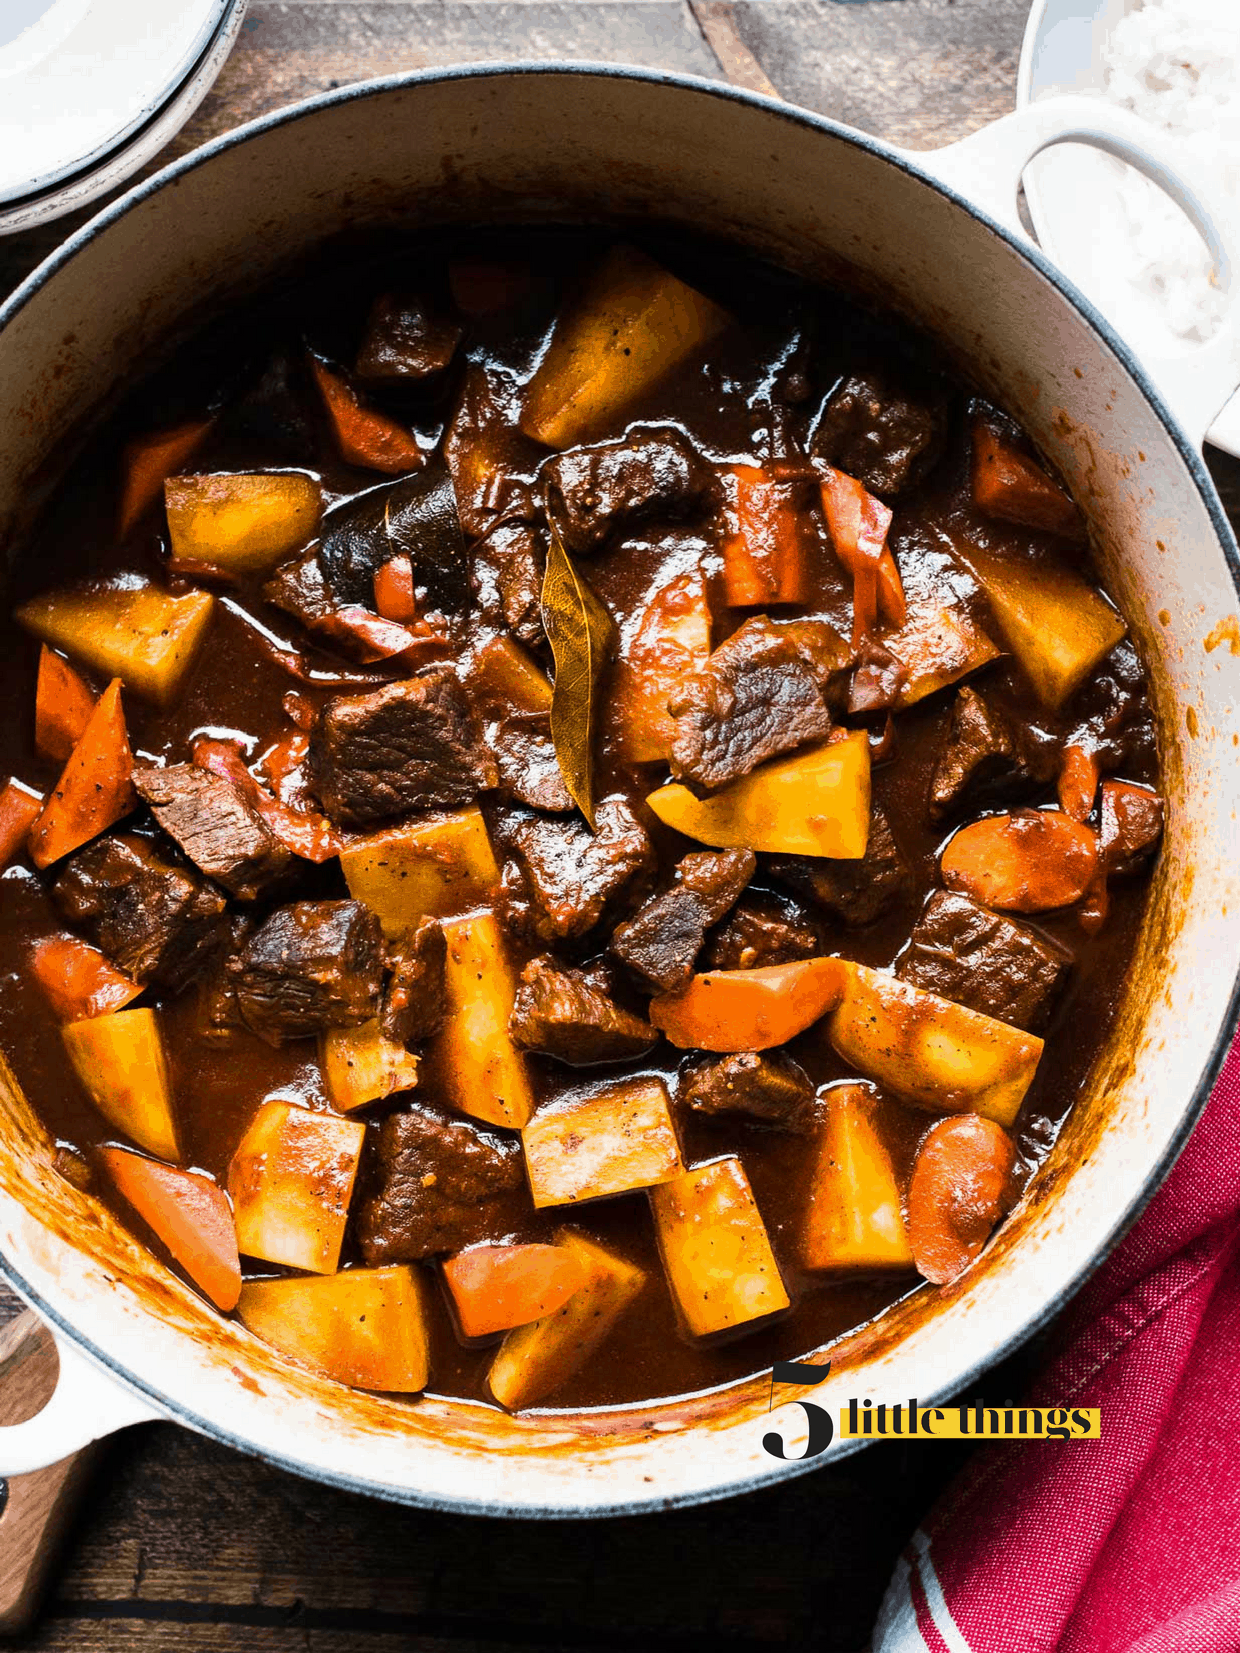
[0,1323,161,1474]
[911,95,1240,454]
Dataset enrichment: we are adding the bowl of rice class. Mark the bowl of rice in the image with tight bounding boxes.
[1019,0,1240,453]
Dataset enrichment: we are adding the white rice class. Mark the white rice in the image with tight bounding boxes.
[1096,0,1240,341]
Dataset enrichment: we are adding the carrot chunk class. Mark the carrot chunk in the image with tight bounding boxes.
[309,357,424,475]
[907,1114,1016,1285]
[649,956,846,1052]
[100,1147,241,1311]
[941,809,1098,913]
[970,419,1083,539]
[30,935,142,1021]
[720,466,812,606]
[373,555,418,623]
[443,1243,587,1339]
[0,780,42,870]
[1058,743,1100,823]
[818,465,905,645]
[28,679,135,868]
[35,646,97,763]
[118,418,212,536]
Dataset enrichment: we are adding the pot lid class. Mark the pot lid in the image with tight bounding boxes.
[0,0,232,207]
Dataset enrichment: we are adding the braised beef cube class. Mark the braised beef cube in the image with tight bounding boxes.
[680,1051,814,1131]
[848,638,908,715]
[229,900,384,1046]
[610,848,755,992]
[355,291,462,381]
[133,762,293,901]
[896,891,1070,1033]
[225,348,316,454]
[769,802,912,927]
[490,520,547,650]
[501,797,656,942]
[264,548,335,632]
[53,832,227,990]
[381,917,447,1046]
[491,717,574,813]
[1068,639,1157,774]
[668,617,851,792]
[813,365,947,497]
[510,955,657,1066]
[1100,782,1163,877]
[544,429,716,552]
[701,889,825,971]
[355,1104,526,1264]
[197,915,254,1041]
[311,669,497,825]
[930,685,1055,820]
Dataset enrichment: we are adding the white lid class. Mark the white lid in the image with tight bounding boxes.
[0,0,232,205]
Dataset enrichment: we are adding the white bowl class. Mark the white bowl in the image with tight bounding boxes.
[1019,0,1240,454]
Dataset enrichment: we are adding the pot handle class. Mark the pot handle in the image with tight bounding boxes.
[0,1324,161,1474]
[912,94,1240,453]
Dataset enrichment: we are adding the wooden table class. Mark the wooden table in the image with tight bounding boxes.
[1,5,1236,1648]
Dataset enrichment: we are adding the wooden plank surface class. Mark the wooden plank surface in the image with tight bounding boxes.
[0,3,1237,1649]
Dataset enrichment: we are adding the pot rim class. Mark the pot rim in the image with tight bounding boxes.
[2,60,1238,1518]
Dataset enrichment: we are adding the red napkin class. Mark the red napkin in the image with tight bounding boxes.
[874,1033,1240,1653]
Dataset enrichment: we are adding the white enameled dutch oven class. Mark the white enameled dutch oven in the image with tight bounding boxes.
[0,67,1238,1517]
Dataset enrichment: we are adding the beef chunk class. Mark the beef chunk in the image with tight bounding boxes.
[311,669,497,825]
[668,617,851,792]
[491,717,574,813]
[501,797,656,943]
[1068,639,1157,774]
[355,291,462,381]
[132,762,293,901]
[229,900,384,1046]
[930,685,1055,820]
[53,832,227,990]
[702,889,825,971]
[1099,781,1163,877]
[491,521,546,650]
[769,803,912,927]
[848,639,908,715]
[680,1051,814,1131]
[813,366,947,497]
[197,915,254,1041]
[510,956,657,1066]
[544,429,716,552]
[610,849,755,992]
[356,1104,526,1263]
[381,917,447,1046]
[264,548,336,633]
[896,890,1070,1033]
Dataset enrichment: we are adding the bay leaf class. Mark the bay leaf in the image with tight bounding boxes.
[541,522,617,828]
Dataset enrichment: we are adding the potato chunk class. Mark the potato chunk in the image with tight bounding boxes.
[436,912,535,1130]
[952,540,1126,708]
[15,582,214,704]
[826,961,1043,1128]
[62,1007,179,1161]
[650,1157,789,1337]
[166,473,322,576]
[238,1266,430,1392]
[521,245,732,448]
[488,1230,645,1409]
[522,1077,682,1209]
[803,1085,913,1272]
[340,807,499,939]
[227,1100,364,1274]
[320,1019,419,1111]
[646,731,870,858]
